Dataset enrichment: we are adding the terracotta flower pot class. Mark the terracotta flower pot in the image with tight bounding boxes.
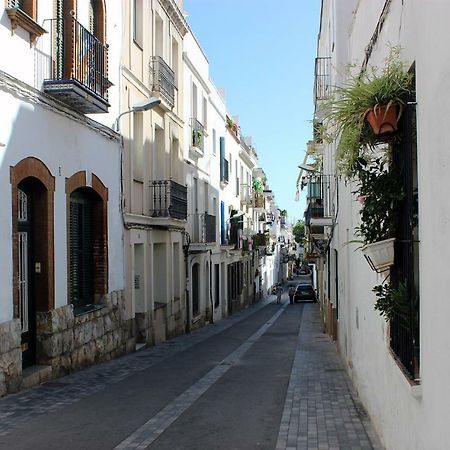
[364,104,399,136]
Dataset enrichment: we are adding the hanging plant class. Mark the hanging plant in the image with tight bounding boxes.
[324,47,413,179]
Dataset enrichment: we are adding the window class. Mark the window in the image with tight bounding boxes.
[69,190,95,311]
[212,129,217,155]
[391,67,420,380]
[69,186,107,313]
[7,0,35,19]
[6,0,46,45]
[133,0,143,48]
[192,82,198,119]
[202,97,208,129]
[133,111,144,182]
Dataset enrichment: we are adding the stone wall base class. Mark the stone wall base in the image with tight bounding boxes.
[0,319,21,396]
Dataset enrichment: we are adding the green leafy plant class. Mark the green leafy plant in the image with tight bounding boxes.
[192,129,203,147]
[279,209,288,217]
[324,47,413,178]
[252,177,264,194]
[372,282,407,321]
[353,156,403,244]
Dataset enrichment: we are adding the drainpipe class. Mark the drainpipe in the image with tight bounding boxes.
[183,231,191,333]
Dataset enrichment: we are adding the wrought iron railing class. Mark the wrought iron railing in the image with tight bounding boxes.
[47,16,110,101]
[305,204,325,226]
[254,193,264,208]
[314,57,331,101]
[149,56,175,107]
[192,213,216,243]
[149,180,187,220]
[190,118,205,152]
[253,233,269,247]
[240,184,253,205]
[391,91,420,380]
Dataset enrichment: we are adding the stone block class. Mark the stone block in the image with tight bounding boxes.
[92,319,105,340]
[103,314,113,333]
[39,334,62,359]
[60,329,74,354]
[0,371,6,397]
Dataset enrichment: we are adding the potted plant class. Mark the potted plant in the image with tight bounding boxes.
[354,156,403,271]
[324,47,413,178]
[253,178,264,208]
[192,128,203,148]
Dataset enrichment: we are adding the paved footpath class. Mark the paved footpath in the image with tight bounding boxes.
[0,296,383,450]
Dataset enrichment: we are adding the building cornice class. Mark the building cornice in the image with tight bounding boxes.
[159,0,189,37]
[0,70,119,142]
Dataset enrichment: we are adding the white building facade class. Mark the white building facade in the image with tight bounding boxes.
[0,0,127,395]
[312,1,450,449]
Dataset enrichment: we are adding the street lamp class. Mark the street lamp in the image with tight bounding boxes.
[113,97,161,132]
[113,97,162,224]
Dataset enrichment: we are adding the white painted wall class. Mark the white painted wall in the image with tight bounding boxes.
[319,1,450,449]
[0,90,123,323]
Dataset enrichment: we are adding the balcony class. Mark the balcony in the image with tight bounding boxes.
[254,193,265,209]
[43,16,111,114]
[220,159,229,185]
[149,180,187,220]
[191,213,216,244]
[149,56,175,108]
[314,57,331,102]
[240,184,253,206]
[190,118,206,157]
[253,233,269,247]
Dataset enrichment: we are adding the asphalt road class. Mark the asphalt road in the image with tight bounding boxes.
[0,297,304,450]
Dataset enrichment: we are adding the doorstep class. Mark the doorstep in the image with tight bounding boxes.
[21,365,52,390]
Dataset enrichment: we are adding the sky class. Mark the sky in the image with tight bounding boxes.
[183,0,321,224]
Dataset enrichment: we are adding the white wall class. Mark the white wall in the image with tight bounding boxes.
[321,1,450,449]
[0,90,123,323]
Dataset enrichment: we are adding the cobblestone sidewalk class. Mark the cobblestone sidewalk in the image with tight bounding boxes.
[276,304,384,450]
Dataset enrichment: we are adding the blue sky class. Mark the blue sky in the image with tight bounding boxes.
[184,0,321,224]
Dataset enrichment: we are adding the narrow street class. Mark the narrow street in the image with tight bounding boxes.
[0,290,382,450]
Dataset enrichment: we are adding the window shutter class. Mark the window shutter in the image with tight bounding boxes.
[220,137,225,179]
[70,193,94,309]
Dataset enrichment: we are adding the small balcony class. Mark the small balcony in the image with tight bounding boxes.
[220,159,229,185]
[314,57,331,102]
[191,213,216,244]
[43,16,111,114]
[149,56,175,108]
[190,118,206,157]
[253,233,269,247]
[240,184,253,206]
[149,180,187,220]
[254,193,265,209]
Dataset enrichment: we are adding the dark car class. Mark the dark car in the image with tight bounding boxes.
[294,284,316,302]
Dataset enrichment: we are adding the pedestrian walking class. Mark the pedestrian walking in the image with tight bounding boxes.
[276,285,283,304]
[288,285,295,304]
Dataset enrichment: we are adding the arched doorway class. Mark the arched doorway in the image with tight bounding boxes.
[11,158,55,369]
[17,178,51,367]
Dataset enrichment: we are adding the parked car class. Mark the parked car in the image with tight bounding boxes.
[294,284,316,302]
[271,282,282,295]
[299,267,310,275]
